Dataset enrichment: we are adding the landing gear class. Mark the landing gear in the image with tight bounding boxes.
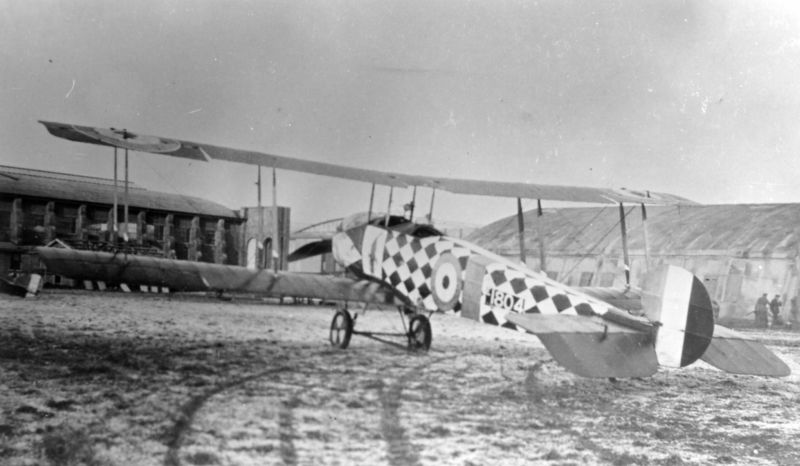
[407,314,432,351]
[329,308,353,349]
[327,305,433,352]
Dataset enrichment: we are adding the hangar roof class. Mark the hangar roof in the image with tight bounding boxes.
[468,204,800,257]
[0,165,238,219]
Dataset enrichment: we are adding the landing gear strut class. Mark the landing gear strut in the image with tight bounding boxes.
[327,305,433,352]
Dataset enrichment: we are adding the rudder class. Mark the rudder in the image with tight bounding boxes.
[641,265,715,367]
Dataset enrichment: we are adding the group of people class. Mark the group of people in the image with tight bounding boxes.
[754,293,800,328]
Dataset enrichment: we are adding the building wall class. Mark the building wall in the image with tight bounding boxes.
[239,206,291,270]
[0,193,244,275]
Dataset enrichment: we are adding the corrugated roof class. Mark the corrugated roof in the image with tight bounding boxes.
[468,204,800,257]
[0,165,238,219]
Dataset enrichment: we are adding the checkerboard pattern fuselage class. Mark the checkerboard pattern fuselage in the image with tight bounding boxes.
[377,230,610,332]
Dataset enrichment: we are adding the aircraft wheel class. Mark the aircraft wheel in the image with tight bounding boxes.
[407,315,432,352]
[330,309,353,349]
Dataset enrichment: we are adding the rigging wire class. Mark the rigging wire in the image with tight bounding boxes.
[560,205,637,282]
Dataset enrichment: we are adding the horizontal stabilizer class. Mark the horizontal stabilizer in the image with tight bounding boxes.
[701,325,791,377]
[505,313,658,378]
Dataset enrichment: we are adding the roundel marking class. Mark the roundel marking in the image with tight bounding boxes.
[431,253,463,311]
[76,126,182,153]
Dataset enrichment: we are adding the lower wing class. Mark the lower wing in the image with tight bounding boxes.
[32,246,400,305]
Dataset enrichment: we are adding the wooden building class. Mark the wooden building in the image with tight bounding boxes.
[0,165,270,275]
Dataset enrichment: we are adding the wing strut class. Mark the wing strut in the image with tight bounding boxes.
[384,186,394,227]
[272,165,279,272]
[641,203,650,271]
[257,165,264,269]
[516,198,526,265]
[367,183,375,223]
[124,146,130,241]
[536,199,546,273]
[427,188,436,224]
[408,186,417,220]
[619,203,631,286]
[113,147,119,241]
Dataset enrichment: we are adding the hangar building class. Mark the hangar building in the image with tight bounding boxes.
[0,165,289,276]
[468,204,800,322]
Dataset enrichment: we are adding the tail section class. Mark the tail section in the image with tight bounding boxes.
[641,265,715,368]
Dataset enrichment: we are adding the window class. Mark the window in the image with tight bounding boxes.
[579,271,594,287]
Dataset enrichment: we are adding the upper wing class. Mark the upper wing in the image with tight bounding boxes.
[39,120,694,205]
[33,247,401,305]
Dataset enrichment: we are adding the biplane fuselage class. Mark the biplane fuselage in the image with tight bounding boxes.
[333,215,620,327]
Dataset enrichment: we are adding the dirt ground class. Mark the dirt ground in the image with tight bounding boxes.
[1,290,799,466]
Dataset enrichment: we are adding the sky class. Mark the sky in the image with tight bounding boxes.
[2,0,800,227]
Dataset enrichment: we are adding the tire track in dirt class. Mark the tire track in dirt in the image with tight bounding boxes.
[278,396,301,466]
[378,355,456,466]
[162,366,291,466]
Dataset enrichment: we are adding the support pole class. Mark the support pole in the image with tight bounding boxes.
[112,147,118,242]
[384,186,394,227]
[516,198,527,265]
[272,166,279,272]
[536,199,546,273]
[427,188,436,224]
[367,183,375,223]
[641,203,650,272]
[619,203,631,286]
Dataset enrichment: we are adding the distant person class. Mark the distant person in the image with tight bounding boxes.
[789,296,799,329]
[770,294,784,327]
[754,293,769,328]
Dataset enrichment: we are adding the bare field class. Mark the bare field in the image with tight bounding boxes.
[1,291,799,466]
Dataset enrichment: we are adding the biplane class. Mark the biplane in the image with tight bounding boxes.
[28,120,790,378]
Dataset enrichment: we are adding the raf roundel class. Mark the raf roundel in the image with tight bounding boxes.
[431,253,463,311]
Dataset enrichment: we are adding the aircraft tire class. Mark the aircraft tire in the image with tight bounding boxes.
[407,315,432,352]
[330,309,353,349]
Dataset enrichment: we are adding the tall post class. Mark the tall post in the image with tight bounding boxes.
[113,147,118,242]
[272,166,279,272]
[516,198,527,265]
[384,186,394,227]
[427,188,436,224]
[367,183,375,223]
[619,202,631,286]
[536,199,546,273]
[641,203,650,272]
